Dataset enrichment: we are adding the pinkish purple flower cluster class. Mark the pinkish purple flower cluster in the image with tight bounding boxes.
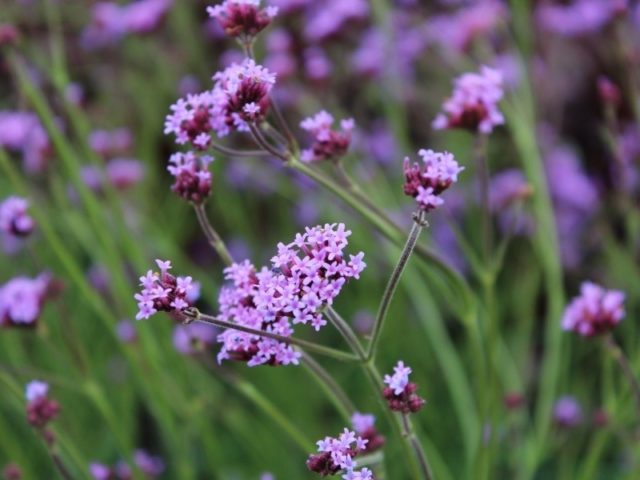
[433,66,504,134]
[300,111,354,163]
[134,260,195,320]
[0,274,51,327]
[553,395,583,428]
[306,428,372,479]
[351,412,384,453]
[89,462,132,480]
[133,450,165,477]
[0,196,35,237]
[562,282,625,337]
[173,323,217,355]
[164,59,276,148]
[0,111,51,173]
[25,381,59,429]
[89,129,133,158]
[167,152,214,203]
[207,0,279,39]
[536,0,627,37]
[403,149,464,212]
[383,361,426,414]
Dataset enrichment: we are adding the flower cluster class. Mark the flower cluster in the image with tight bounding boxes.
[0,196,35,237]
[351,412,384,453]
[433,66,504,134]
[562,282,625,337]
[0,111,51,173]
[167,151,214,203]
[403,149,464,212]
[133,450,165,477]
[89,128,133,158]
[25,381,59,429]
[553,395,583,428]
[217,223,365,367]
[208,0,279,39]
[173,323,217,355]
[2,463,22,480]
[300,111,354,163]
[164,59,276,147]
[134,260,195,320]
[89,462,132,480]
[306,428,372,479]
[0,274,51,327]
[383,361,425,414]
[536,0,627,37]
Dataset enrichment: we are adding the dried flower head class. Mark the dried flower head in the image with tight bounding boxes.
[207,0,278,39]
[307,428,370,478]
[300,111,354,163]
[134,260,195,320]
[403,149,464,212]
[433,66,504,134]
[383,361,426,413]
[0,196,35,237]
[167,151,213,203]
[562,282,625,337]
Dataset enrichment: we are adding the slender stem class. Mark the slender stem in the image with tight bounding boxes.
[605,334,640,410]
[193,203,234,267]
[248,122,289,161]
[475,134,492,265]
[189,311,359,363]
[301,351,356,421]
[51,451,74,480]
[367,211,426,361]
[269,99,298,151]
[402,413,434,480]
[209,142,269,158]
[324,306,367,359]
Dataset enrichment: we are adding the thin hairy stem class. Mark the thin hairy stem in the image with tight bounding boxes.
[193,203,234,267]
[187,310,359,363]
[367,211,426,361]
[248,122,289,161]
[475,134,491,264]
[324,307,367,360]
[269,99,298,151]
[51,451,74,480]
[401,413,434,480]
[210,142,270,158]
[605,334,640,410]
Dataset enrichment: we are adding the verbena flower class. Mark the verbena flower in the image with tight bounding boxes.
[207,0,278,39]
[116,320,137,344]
[0,196,35,237]
[173,323,217,355]
[106,159,145,190]
[403,149,464,212]
[0,274,51,327]
[553,395,583,428]
[2,463,22,480]
[25,381,59,428]
[89,461,132,480]
[134,260,195,320]
[562,282,625,337]
[164,59,276,146]
[300,111,354,163]
[0,111,51,172]
[306,428,369,478]
[351,412,384,453]
[133,450,165,477]
[536,0,627,37]
[433,66,504,134]
[89,129,133,158]
[167,151,213,203]
[383,361,426,413]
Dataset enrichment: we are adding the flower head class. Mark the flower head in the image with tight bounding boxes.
[537,0,627,37]
[0,196,35,237]
[25,380,59,428]
[553,395,583,428]
[351,412,384,453]
[167,151,214,203]
[307,428,369,478]
[173,323,217,355]
[207,0,278,39]
[133,450,165,477]
[433,66,504,134]
[383,361,426,413]
[403,149,463,212]
[0,274,51,327]
[134,259,195,320]
[562,282,625,337]
[89,461,132,480]
[300,111,354,163]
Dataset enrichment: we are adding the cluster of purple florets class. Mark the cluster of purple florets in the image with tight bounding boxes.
[0,274,51,327]
[167,151,214,203]
[300,110,355,163]
[383,361,426,414]
[351,412,384,454]
[208,0,279,39]
[217,223,365,367]
[134,260,195,320]
[89,449,165,480]
[0,196,35,237]
[307,428,373,479]
[25,381,59,429]
[403,149,464,212]
[562,281,625,337]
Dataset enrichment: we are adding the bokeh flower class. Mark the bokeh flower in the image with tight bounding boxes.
[25,381,59,428]
[207,0,279,39]
[0,274,51,327]
[0,196,35,237]
[300,111,354,163]
[562,282,625,337]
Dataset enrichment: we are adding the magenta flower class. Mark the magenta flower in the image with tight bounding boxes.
[562,282,625,337]
[106,159,145,190]
[0,274,51,327]
[433,66,504,134]
[25,380,59,428]
[89,129,133,158]
[0,196,35,237]
[207,0,278,39]
[134,259,195,320]
[383,361,426,413]
[537,0,627,37]
[133,450,165,477]
[300,111,354,163]
[403,149,464,212]
[2,463,22,480]
[553,395,583,428]
[351,412,384,453]
[306,428,369,478]
[167,151,213,203]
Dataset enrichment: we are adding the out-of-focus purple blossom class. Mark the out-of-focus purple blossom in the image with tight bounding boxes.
[0,111,51,173]
[433,66,504,134]
[489,169,534,234]
[2,463,22,480]
[25,381,49,402]
[307,428,369,477]
[618,124,640,191]
[87,264,111,294]
[597,76,621,107]
[562,282,625,337]
[173,323,217,355]
[403,149,464,212]
[89,129,133,158]
[25,380,59,428]
[0,196,35,237]
[64,83,85,106]
[134,259,195,320]
[178,76,202,97]
[0,274,51,327]
[492,53,522,91]
[89,462,132,480]
[300,111,354,163]
[167,151,213,203]
[553,395,583,428]
[383,360,426,413]
[107,159,145,190]
[295,196,320,226]
[303,0,368,42]
[351,412,384,453]
[270,0,309,13]
[303,47,332,81]
[207,0,278,39]
[133,450,165,477]
[537,0,627,37]
[352,310,374,335]
[0,24,19,46]
[116,320,137,343]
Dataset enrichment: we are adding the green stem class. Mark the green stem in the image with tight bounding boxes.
[324,307,367,359]
[475,134,492,265]
[193,203,234,267]
[367,211,426,361]
[402,413,434,480]
[605,334,640,411]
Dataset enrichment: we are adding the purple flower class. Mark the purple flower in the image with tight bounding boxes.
[89,463,111,480]
[89,461,131,480]
[0,196,35,237]
[553,395,583,428]
[302,0,368,42]
[300,111,354,163]
[384,360,411,395]
[383,361,426,413]
[2,463,22,480]
[537,0,627,37]
[89,129,133,158]
[0,274,51,327]
[403,149,464,212]
[207,0,278,39]
[306,428,369,477]
[562,282,625,337]
[0,111,50,173]
[433,66,504,134]
[351,412,384,453]
[107,159,145,190]
[167,151,214,203]
[25,381,49,402]
[116,320,137,344]
[134,259,195,320]
[173,323,217,355]
[133,450,165,477]
[25,380,59,428]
